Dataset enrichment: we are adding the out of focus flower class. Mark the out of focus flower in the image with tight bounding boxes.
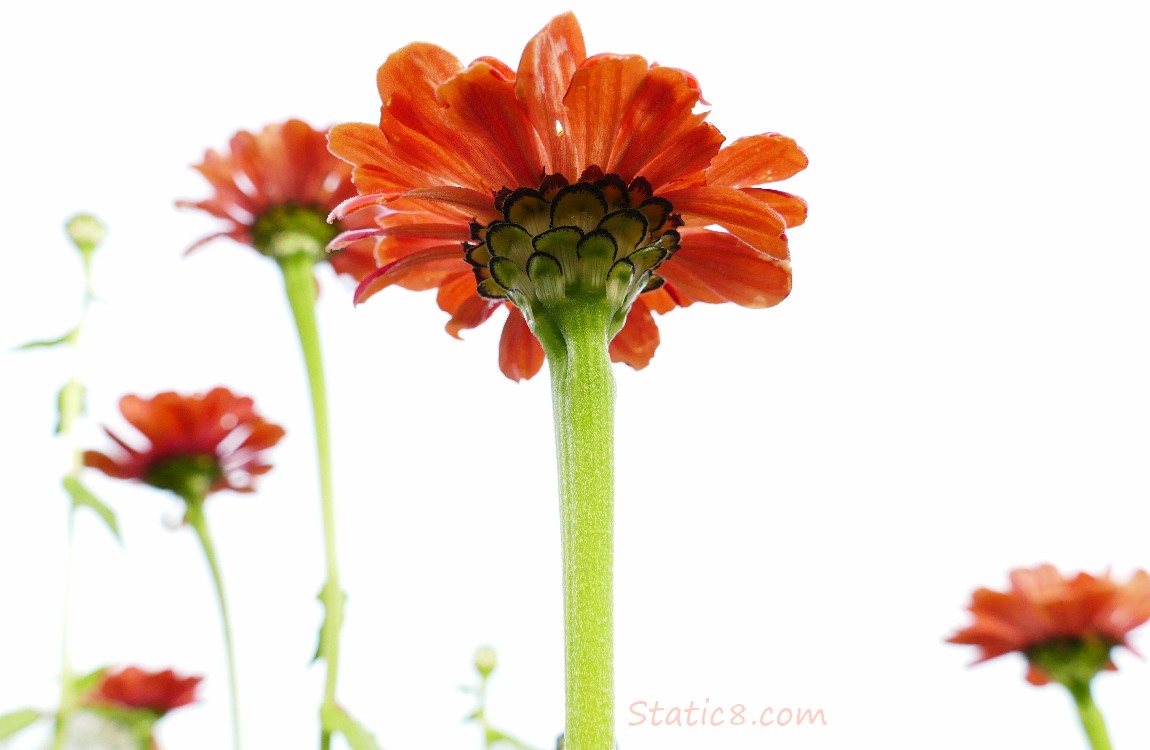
[179,118,382,279]
[86,666,202,716]
[328,12,806,380]
[949,564,1150,686]
[84,388,285,499]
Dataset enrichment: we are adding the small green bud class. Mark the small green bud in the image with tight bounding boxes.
[66,213,108,256]
[474,646,497,678]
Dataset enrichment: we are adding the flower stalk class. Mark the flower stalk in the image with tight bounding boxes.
[278,251,344,750]
[1067,681,1111,750]
[48,214,104,750]
[534,298,616,750]
[182,493,241,750]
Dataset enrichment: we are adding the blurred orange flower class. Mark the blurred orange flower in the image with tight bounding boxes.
[328,12,806,380]
[179,118,381,279]
[949,564,1150,685]
[84,388,285,497]
[87,666,202,715]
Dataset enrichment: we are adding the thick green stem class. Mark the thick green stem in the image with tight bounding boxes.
[1067,681,1112,750]
[184,497,241,750]
[537,300,615,750]
[279,253,342,750]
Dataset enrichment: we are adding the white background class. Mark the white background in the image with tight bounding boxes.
[2,1,1149,749]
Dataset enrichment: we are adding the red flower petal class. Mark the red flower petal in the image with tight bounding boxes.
[608,297,660,370]
[666,185,788,260]
[515,11,586,177]
[499,307,545,381]
[661,229,791,308]
[706,133,809,187]
[564,54,649,173]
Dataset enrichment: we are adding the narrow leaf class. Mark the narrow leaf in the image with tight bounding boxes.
[63,476,122,544]
[16,328,77,351]
[0,708,41,740]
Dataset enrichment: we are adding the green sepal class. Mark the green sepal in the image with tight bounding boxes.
[15,327,79,351]
[55,379,86,434]
[0,708,41,740]
[320,704,381,750]
[63,476,122,544]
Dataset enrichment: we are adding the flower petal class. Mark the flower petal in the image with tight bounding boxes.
[499,306,545,381]
[739,188,808,228]
[706,133,808,187]
[608,66,708,181]
[665,185,788,259]
[659,229,791,308]
[564,54,649,173]
[354,245,469,303]
[516,12,586,176]
[608,297,660,369]
[436,60,546,189]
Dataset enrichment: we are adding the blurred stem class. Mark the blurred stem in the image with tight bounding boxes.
[279,252,343,750]
[473,671,536,750]
[184,495,241,750]
[1067,681,1111,750]
[49,230,97,750]
[536,299,615,750]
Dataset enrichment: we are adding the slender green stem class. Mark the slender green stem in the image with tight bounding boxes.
[1067,681,1112,750]
[537,299,616,750]
[49,512,77,750]
[49,229,98,750]
[184,496,241,750]
[279,253,343,750]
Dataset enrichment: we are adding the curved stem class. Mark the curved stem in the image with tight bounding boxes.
[1067,681,1112,750]
[184,497,241,750]
[538,300,616,750]
[279,253,342,750]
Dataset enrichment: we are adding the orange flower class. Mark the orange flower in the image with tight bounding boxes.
[84,388,285,497]
[87,666,202,715]
[327,12,806,380]
[948,564,1150,685]
[179,118,382,279]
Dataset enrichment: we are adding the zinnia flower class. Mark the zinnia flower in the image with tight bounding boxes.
[84,388,285,498]
[948,564,1150,686]
[179,118,382,279]
[327,12,807,380]
[86,666,202,715]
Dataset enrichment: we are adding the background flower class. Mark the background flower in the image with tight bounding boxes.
[949,565,1150,686]
[179,118,382,280]
[84,388,285,496]
[86,666,202,716]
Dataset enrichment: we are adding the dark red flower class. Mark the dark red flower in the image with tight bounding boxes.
[84,388,285,497]
[328,12,805,380]
[87,666,202,715]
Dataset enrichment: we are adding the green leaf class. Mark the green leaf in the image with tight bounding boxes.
[321,705,381,750]
[16,327,78,351]
[55,379,86,435]
[63,476,122,544]
[312,581,347,662]
[0,708,41,740]
[71,666,108,698]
